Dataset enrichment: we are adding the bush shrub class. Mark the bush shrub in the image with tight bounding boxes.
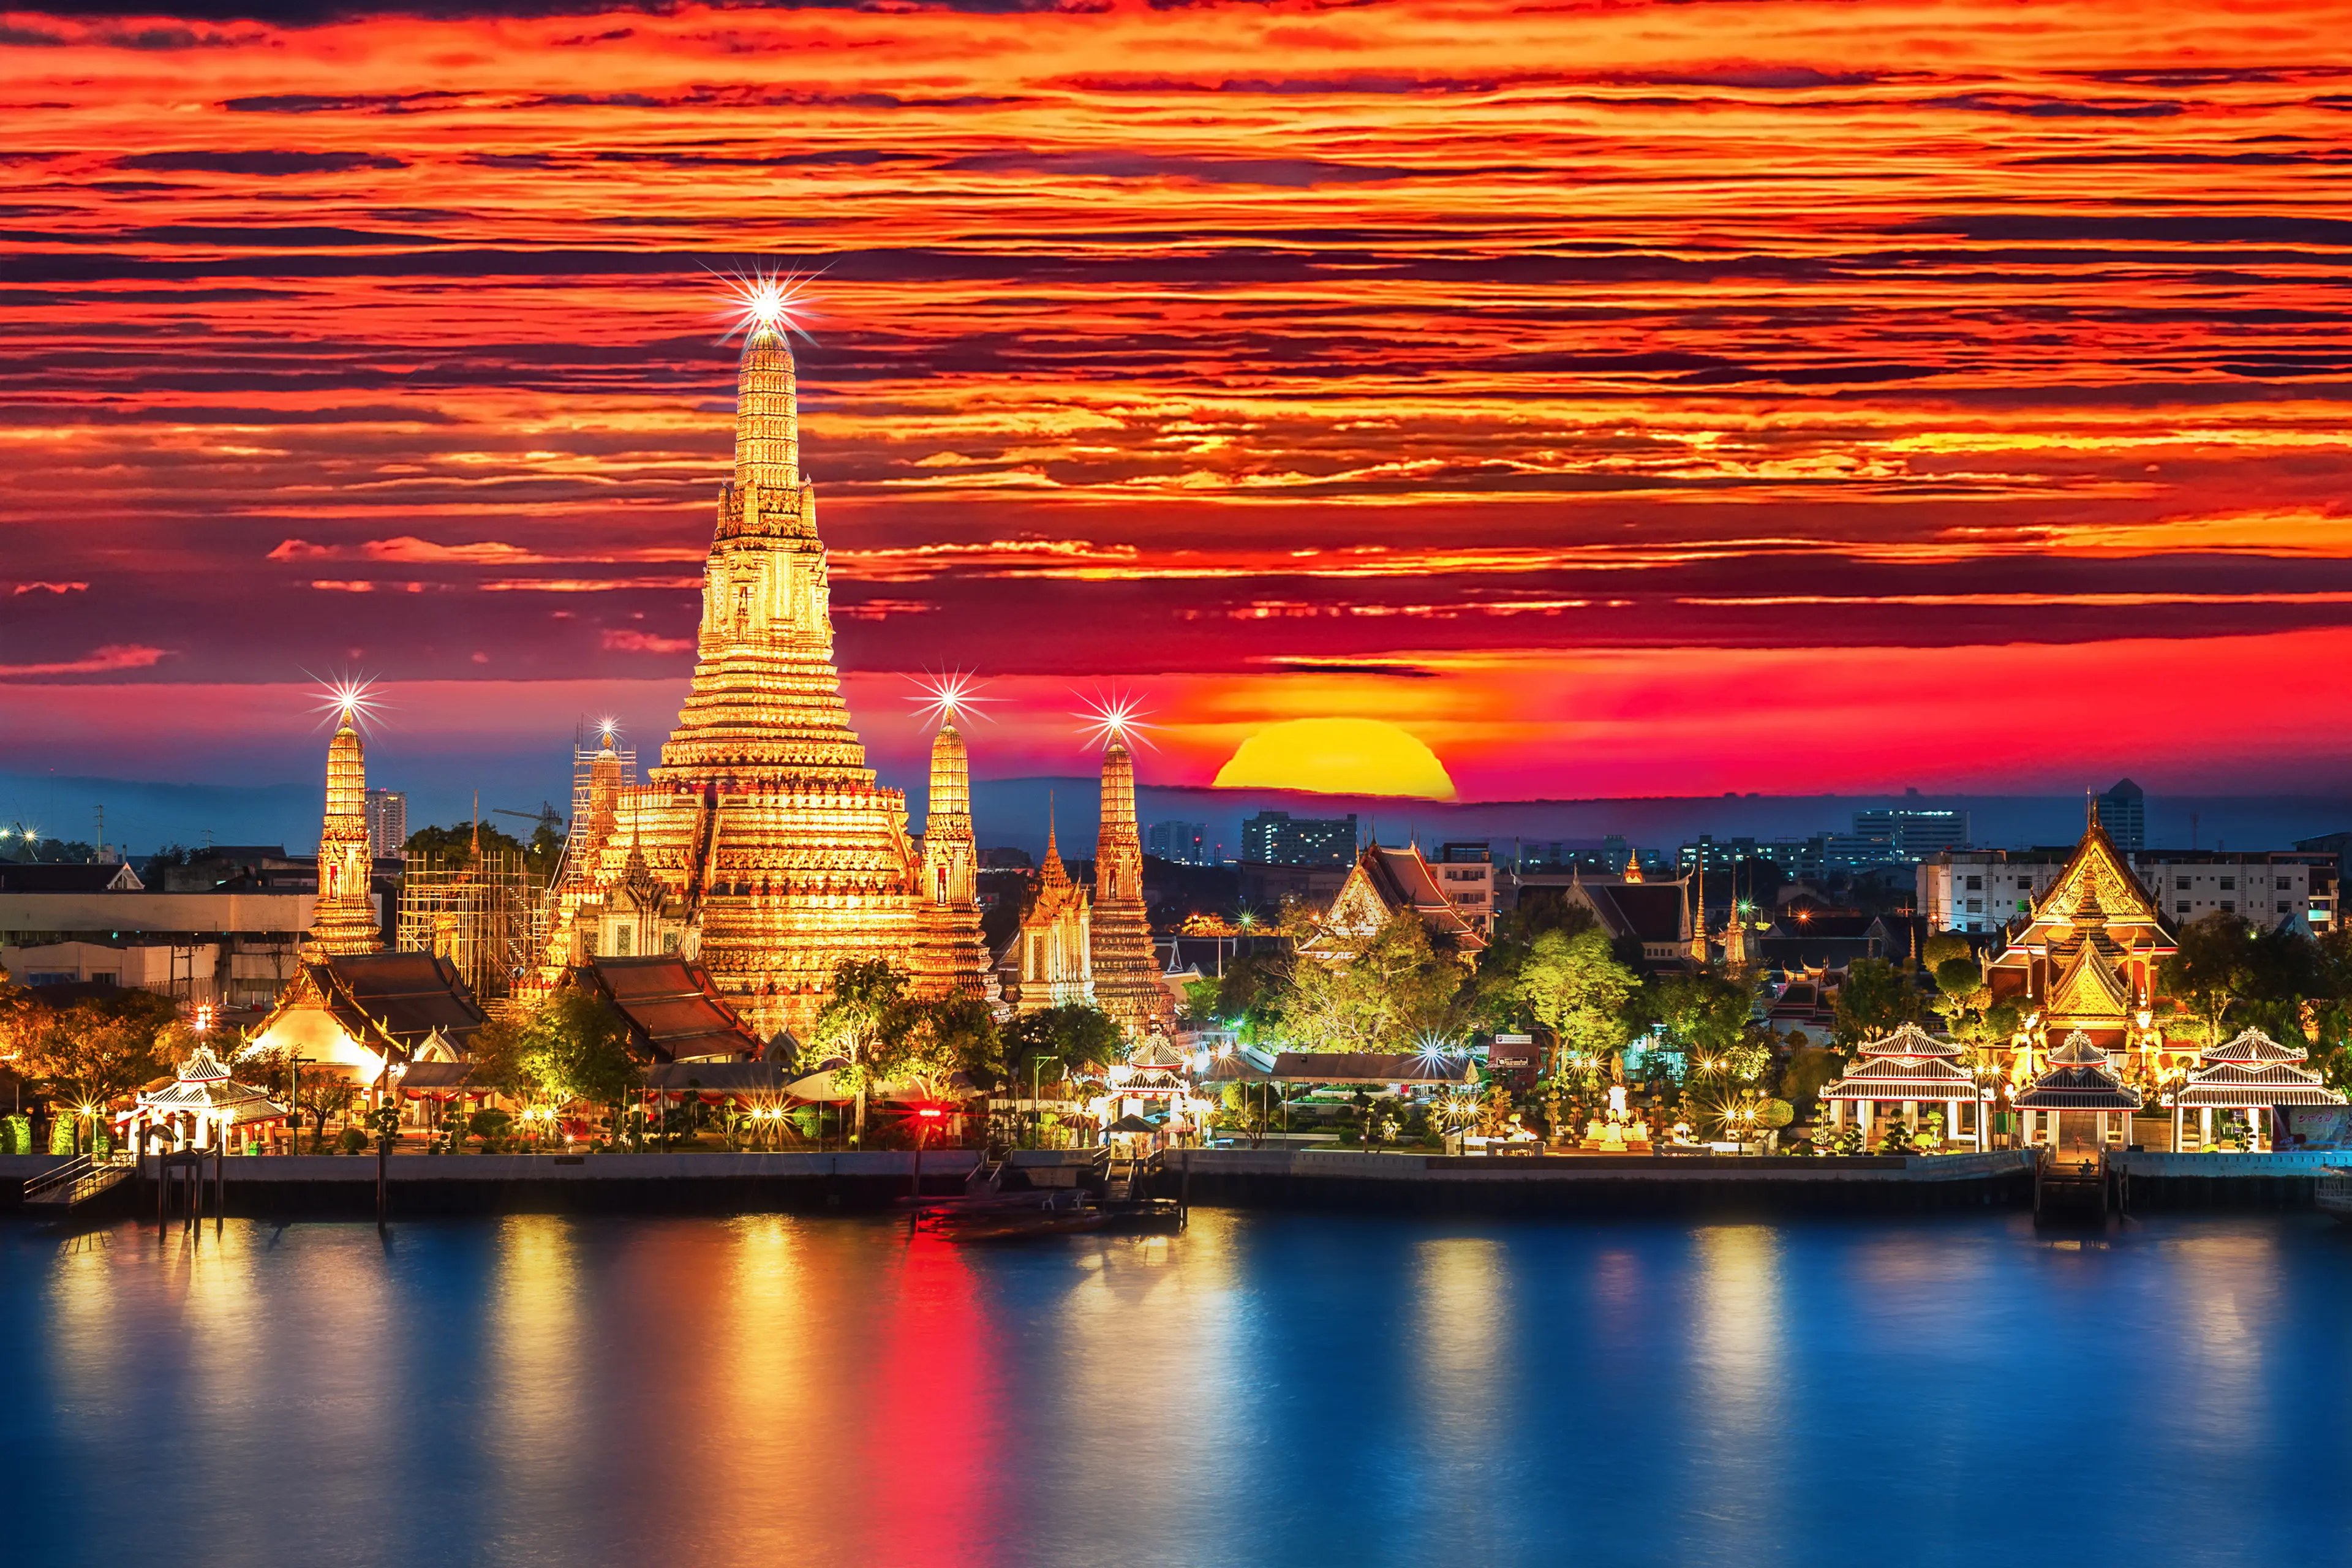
[337,1126,369,1155]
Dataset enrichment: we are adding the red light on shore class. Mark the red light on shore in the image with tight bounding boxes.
[918,1107,944,1119]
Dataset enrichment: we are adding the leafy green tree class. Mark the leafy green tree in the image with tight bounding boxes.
[1005,1005,1125,1090]
[1640,970,1757,1075]
[2161,912,2258,1047]
[403,821,529,871]
[519,989,642,1117]
[1276,912,1464,1052]
[809,959,912,1144]
[1832,957,1921,1048]
[26,1001,168,1120]
[1514,925,1638,1073]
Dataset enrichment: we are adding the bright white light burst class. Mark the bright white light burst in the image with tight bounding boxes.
[1074,688,1159,751]
[309,673,383,733]
[710,263,821,345]
[908,669,997,730]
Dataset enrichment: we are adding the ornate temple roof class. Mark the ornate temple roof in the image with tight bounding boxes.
[2013,1067,2144,1110]
[1855,1022,1964,1060]
[135,1046,288,1126]
[2174,1060,2346,1109]
[1301,841,1488,959]
[580,956,763,1063]
[1989,803,2174,980]
[287,951,488,1060]
[2201,1027,2309,1065]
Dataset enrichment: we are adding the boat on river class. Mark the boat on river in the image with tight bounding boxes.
[918,1188,1108,1242]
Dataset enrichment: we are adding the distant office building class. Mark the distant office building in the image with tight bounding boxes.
[365,788,407,863]
[2098,778,2146,853]
[1240,811,1357,867]
[1146,820,1208,865]
[1849,807,1970,861]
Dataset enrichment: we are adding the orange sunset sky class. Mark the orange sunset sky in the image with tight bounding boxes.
[5,0,2352,813]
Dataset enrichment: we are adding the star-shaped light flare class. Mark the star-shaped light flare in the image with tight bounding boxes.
[907,669,997,730]
[709,262,822,346]
[1074,688,1159,752]
[308,672,384,733]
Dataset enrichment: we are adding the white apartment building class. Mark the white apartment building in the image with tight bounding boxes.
[1435,843,1495,933]
[1920,849,2335,935]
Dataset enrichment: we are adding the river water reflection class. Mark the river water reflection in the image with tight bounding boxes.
[5,1211,2350,1566]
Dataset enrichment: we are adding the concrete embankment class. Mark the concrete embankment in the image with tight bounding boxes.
[1158,1148,2038,1215]
[2,1150,982,1219]
[2111,1150,2346,1210]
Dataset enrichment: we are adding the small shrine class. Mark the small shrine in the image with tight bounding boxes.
[1819,1023,1986,1151]
[127,1046,290,1152]
[2013,1030,2143,1159]
[1580,1084,1652,1153]
[2170,1027,2346,1152]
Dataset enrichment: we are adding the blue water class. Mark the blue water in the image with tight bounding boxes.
[3,1210,2349,1567]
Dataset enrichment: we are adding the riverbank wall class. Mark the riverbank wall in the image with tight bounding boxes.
[1157,1148,2040,1215]
[6,1147,2342,1221]
[0,1150,981,1219]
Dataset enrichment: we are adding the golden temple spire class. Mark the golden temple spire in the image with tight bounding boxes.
[306,707,382,957]
[734,323,799,494]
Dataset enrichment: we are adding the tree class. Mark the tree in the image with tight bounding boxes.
[1005,1006,1125,1089]
[1275,912,1464,1052]
[1642,970,1758,1076]
[403,821,529,871]
[519,989,641,1119]
[2161,912,2257,1047]
[27,1001,168,1126]
[1832,958,1920,1048]
[1514,925,1638,1072]
[809,959,912,1144]
[864,995,999,1102]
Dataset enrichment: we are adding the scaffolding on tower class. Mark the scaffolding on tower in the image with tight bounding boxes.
[394,843,539,1011]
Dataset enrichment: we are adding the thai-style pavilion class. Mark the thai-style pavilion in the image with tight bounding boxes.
[2013,1030,2144,1159]
[1985,802,2178,1072]
[129,1045,289,1151]
[2171,1027,2346,1152]
[1818,1023,1988,1150]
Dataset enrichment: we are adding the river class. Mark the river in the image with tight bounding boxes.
[3,1210,2348,1566]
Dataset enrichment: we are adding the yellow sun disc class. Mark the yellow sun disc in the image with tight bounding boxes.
[1211,717,1456,800]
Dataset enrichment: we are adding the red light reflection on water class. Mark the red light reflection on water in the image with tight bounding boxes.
[859,1231,1001,1566]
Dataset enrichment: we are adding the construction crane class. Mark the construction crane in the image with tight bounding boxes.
[492,803,567,837]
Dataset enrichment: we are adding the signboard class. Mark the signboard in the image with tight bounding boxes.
[1488,1033,1537,1090]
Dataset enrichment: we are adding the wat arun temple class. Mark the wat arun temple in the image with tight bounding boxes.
[538,313,1175,1049]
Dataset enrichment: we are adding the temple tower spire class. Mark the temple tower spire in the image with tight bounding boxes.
[1088,740,1175,1042]
[733,323,799,494]
[307,712,382,956]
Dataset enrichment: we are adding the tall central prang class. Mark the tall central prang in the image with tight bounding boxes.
[545,302,991,1042]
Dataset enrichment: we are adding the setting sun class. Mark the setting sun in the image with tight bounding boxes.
[1211,717,1457,800]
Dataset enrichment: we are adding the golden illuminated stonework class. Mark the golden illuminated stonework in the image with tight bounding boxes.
[546,322,990,1042]
[306,719,382,957]
[1087,741,1177,1042]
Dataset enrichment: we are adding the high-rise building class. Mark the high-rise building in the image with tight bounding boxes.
[1146,820,1208,865]
[1850,807,1970,860]
[1240,810,1357,867]
[364,788,407,863]
[2099,778,2146,853]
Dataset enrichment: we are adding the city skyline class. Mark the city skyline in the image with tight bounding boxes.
[9,1,2352,804]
